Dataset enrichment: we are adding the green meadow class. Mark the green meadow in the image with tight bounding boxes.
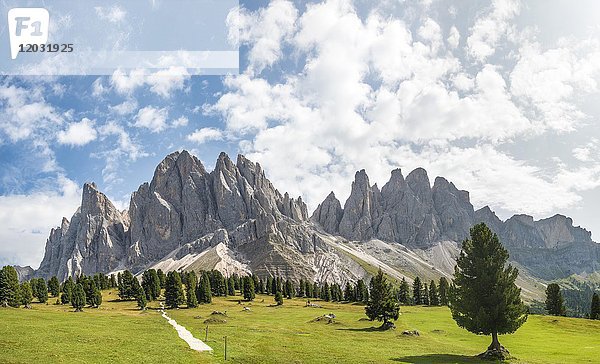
[1,290,599,363]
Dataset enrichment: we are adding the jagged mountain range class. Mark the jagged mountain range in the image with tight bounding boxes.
[29,151,600,302]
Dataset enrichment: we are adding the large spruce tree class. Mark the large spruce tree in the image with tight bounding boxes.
[438,277,449,306]
[243,276,255,301]
[545,283,566,316]
[48,276,60,297]
[165,271,185,309]
[0,265,20,307]
[449,223,528,359]
[71,283,86,312]
[365,268,399,329]
[429,280,439,306]
[186,272,198,308]
[196,272,212,304]
[397,278,410,305]
[34,278,48,303]
[19,282,33,308]
[412,277,422,305]
[142,269,161,301]
[591,293,600,320]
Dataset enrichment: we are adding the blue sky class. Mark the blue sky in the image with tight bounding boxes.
[2,0,600,268]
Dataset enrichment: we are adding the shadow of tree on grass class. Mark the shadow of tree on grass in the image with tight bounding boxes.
[392,354,503,363]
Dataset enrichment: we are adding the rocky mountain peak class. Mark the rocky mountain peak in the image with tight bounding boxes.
[311,191,343,233]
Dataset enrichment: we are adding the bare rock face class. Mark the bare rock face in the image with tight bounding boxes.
[13,265,34,282]
[338,170,376,241]
[319,167,473,248]
[311,192,343,234]
[37,183,129,281]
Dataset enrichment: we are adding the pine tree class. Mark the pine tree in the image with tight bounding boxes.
[118,270,136,300]
[365,269,399,329]
[60,277,74,304]
[19,282,33,307]
[87,280,102,308]
[34,278,48,303]
[136,284,147,310]
[298,278,305,297]
[545,283,566,316]
[304,281,313,297]
[422,283,430,305]
[449,223,528,359]
[195,272,212,304]
[271,277,278,295]
[71,283,86,312]
[228,276,236,296]
[157,269,166,289]
[322,282,331,301]
[142,269,161,301]
[258,278,265,294]
[243,276,255,301]
[285,279,293,299]
[312,282,319,299]
[429,280,439,306]
[165,271,185,308]
[275,291,284,305]
[186,272,198,308]
[48,276,60,297]
[110,274,117,288]
[397,278,410,305]
[344,282,354,302]
[438,277,449,306]
[0,266,20,307]
[590,293,600,320]
[412,277,422,305]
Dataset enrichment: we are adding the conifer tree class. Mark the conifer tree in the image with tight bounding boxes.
[590,293,600,320]
[305,281,313,298]
[34,278,48,303]
[136,284,147,310]
[312,282,319,299]
[275,291,283,305]
[110,274,117,288]
[545,283,566,316]
[19,281,33,308]
[142,269,161,301]
[438,277,449,306]
[397,278,410,304]
[243,276,255,301]
[196,272,212,304]
[228,276,236,296]
[412,277,422,305]
[422,283,430,305]
[165,271,185,308]
[271,277,278,295]
[355,280,366,302]
[48,276,60,297]
[61,277,74,304]
[322,282,331,301]
[344,282,354,302]
[258,278,265,294]
[285,279,293,299]
[449,223,528,359]
[186,272,198,308]
[429,280,439,306]
[365,269,399,329]
[157,269,166,289]
[265,277,273,295]
[0,265,20,307]
[298,278,305,297]
[118,270,136,300]
[71,283,86,312]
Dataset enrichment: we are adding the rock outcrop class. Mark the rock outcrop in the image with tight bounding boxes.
[37,183,129,281]
[36,150,599,286]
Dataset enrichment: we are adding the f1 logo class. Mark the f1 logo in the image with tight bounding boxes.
[7,8,49,59]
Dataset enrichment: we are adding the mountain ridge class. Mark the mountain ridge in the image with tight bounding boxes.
[34,150,599,299]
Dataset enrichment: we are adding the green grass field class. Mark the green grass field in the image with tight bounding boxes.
[1,290,599,363]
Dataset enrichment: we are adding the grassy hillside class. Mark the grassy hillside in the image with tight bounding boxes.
[1,290,599,363]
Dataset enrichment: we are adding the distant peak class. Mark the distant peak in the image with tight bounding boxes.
[83,182,97,191]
